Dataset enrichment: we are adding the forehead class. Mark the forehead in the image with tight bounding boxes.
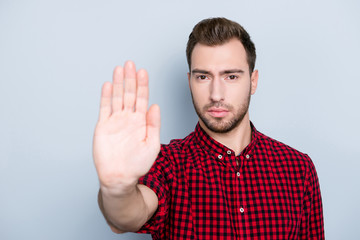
[191,38,249,73]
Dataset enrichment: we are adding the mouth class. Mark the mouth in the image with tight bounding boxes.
[207,107,229,118]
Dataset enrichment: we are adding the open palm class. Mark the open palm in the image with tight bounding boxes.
[93,61,160,191]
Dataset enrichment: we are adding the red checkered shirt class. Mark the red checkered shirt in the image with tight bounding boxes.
[137,122,324,239]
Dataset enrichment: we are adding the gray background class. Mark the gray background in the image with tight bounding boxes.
[1,0,359,239]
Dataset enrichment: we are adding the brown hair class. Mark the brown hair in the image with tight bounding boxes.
[186,17,256,73]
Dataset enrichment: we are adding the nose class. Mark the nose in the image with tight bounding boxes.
[210,77,225,102]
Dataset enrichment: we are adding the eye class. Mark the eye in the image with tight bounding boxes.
[227,75,238,80]
[196,75,208,80]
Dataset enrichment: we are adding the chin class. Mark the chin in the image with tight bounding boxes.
[202,118,241,133]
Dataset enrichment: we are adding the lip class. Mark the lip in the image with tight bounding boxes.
[207,108,229,118]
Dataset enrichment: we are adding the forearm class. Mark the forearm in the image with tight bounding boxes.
[98,184,150,232]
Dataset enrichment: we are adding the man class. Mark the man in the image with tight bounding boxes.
[93,17,324,239]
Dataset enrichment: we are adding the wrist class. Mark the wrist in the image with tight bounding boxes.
[100,179,138,197]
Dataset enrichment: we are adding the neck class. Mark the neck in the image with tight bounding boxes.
[199,113,252,156]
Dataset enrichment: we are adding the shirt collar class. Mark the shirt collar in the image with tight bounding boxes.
[194,121,259,158]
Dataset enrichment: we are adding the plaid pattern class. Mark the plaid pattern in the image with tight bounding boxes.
[137,122,324,239]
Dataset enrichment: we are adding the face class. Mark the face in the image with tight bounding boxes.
[188,38,258,133]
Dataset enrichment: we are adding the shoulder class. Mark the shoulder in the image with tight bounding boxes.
[255,130,315,173]
[256,130,310,160]
[160,130,198,157]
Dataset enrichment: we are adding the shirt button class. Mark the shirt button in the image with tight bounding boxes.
[227,150,232,155]
[236,172,240,177]
[239,207,245,213]
[217,154,223,159]
[246,154,250,159]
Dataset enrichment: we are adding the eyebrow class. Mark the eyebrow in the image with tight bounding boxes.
[191,69,211,75]
[191,69,245,75]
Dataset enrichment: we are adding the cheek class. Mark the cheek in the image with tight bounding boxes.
[227,84,250,102]
[191,84,208,102]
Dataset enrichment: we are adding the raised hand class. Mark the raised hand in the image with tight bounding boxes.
[93,61,161,194]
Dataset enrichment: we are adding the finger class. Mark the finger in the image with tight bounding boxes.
[112,66,124,112]
[123,61,137,111]
[99,82,113,121]
[135,69,149,113]
[146,104,161,144]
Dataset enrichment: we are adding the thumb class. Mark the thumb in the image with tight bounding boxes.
[146,104,161,144]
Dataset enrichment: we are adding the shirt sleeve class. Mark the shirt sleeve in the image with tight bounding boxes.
[299,156,325,239]
[136,148,171,235]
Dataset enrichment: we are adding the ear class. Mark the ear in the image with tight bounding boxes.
[250,70,259,95]
[187,72,191,88]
